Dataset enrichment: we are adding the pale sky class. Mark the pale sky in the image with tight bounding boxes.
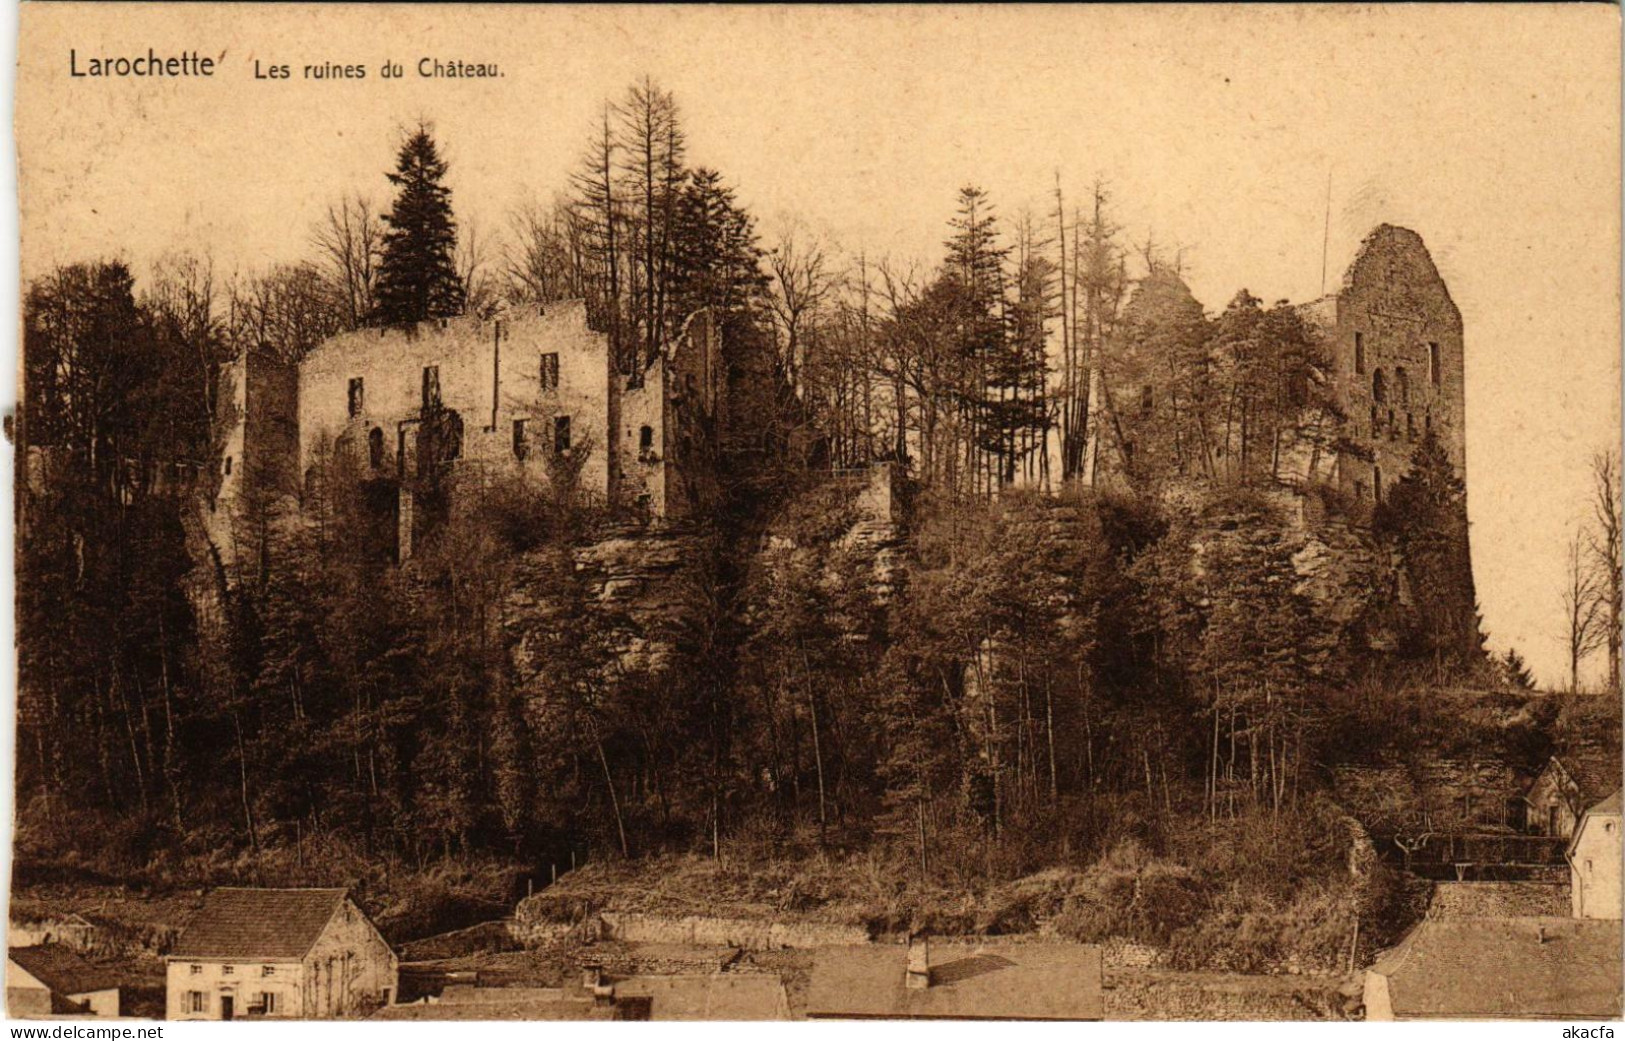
[15,3,1622,687]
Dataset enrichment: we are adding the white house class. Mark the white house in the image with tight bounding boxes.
[1570,788,1622,920]
[166,888,396,1020]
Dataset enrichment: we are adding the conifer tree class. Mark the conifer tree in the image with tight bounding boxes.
[1376,430,1483,669]
[371,126,466,325]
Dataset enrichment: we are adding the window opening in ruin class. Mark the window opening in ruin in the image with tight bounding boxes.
[1395,366,1409,405]
[1140,385,1153,416]
[1429,341,1441,386]
[1372,368,1386,404]
[540,352,560,392]
[369,427,384,468]
[1406,413,1416,441]
[348,377,364,417]
[1354,480,1367,500]
[1370,406,1379,438]
[422,366,441,410]
[1354,332,1366,375]
[1373,465,1383,502]
[513,418,529,460]
[1387,409,1396,439]
[224,456,232,476]
[554,415,572,454]
[639,424,654,459]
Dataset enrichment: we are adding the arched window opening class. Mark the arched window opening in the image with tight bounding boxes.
[1354,332,1366,375]
[639,425,655,460]
[1372,368,1387,405]
[368,427,384,469]
[1429,342,1442,386]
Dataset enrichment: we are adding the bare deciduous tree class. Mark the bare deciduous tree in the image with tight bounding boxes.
[1587,448,1622,693]
[765,226,832,393]
[458,215,501,320]
[311,194,381,329]
[1564,531,1606,693]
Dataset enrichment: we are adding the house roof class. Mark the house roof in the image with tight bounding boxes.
[1572,788,1623,854]
[169,888,351,961]
[8,945,120,997]
[1586,788,1623,817]
[613,974,789,1020]
[1561,756,1622,802]
[1369,917,1623,1019]
[804,943,1104,1020]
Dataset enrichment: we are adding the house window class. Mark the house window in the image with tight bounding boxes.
[540,353,560,392]
[259,992,278,1015]
[554,415,572,455]
[262,965,275,977]
[512,419,529,460]
[348,377,364,417]
[188,991,205,1013]
[190,965,202,976]
[639,425,654,459]
[223,965,234,976]
[422,366,441,410]
[1429,342,1441,386]
[368,427,384,469]
[1354,332,1366,375]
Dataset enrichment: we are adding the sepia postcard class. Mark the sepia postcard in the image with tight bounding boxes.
[5,1,1622,1027]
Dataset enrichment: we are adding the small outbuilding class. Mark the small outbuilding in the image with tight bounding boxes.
[1569,788,1622,920]
[166,888,396,1020]
[1363,917,1622,1020]
[7,945,121,1017]
[804,939,1103,1021]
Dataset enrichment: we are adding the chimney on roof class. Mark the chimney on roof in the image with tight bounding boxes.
[906,936,932,990]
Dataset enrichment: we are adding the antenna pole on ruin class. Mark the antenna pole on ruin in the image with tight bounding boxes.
[1320,168,1333,296]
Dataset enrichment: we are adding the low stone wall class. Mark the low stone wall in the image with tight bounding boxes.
[1428,881,1570,918]
[1104,969,1346,1021]
[596,912,869,950]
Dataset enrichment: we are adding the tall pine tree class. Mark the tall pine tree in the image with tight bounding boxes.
[372,126,466,325]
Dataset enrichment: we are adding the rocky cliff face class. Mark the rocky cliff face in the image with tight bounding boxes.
[504,522,716,680]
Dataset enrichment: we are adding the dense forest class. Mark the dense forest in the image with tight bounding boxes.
[14,79,1609,955]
